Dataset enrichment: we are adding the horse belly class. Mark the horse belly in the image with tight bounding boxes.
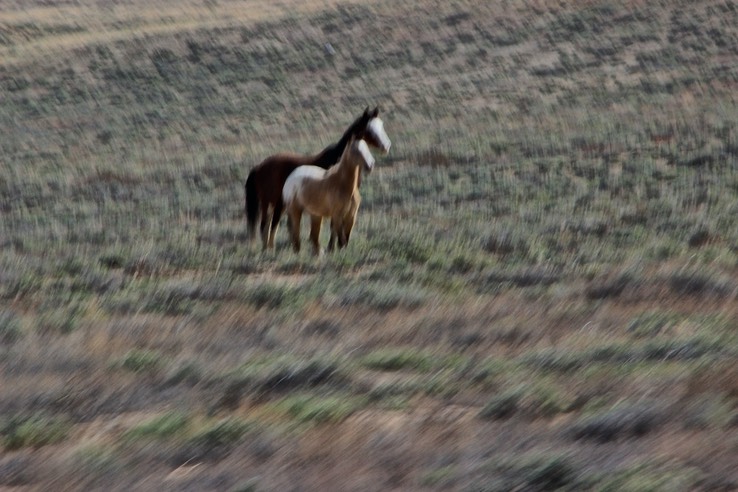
[299,189,334,218]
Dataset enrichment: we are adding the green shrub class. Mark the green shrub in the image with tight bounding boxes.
[1,414,70,450]
[2,272,43,300]
[241,283,304,310]
[272,393,364,424]
[420,465,456,487]
[479,387,524,420]
[626,312,677,338]
[230,479,260,492]
[219,355,344,402]
[566,402,665,443]
[0,310,22,344]
[124,411,190,441]
[36,306,81,335]
[360,349,437,372]
[476,452,578,491]
[165,361,204,386]
[118,349,165,374]
[73,445,121,476]
[594,462,702,492]
[188,418,253,448]
[330,282,430,310]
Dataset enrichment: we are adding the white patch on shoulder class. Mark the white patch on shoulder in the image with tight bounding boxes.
[368,117,391,154]
[283,165,326,204]
[357,139,375,170]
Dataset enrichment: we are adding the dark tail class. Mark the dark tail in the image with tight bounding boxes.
[245,172,258,240]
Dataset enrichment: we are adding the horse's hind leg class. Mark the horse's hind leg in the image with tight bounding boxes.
[287,205,302,253]
[268,199,283,250]
[309,215,323,256]
[259,205,272,251]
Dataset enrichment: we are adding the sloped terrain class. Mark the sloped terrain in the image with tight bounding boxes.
[1,0,737,490]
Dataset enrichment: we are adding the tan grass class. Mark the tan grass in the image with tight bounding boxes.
[1,0,736,488]
[0,0,378,66]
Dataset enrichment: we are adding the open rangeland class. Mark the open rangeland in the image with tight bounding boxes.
[1,0,737,490]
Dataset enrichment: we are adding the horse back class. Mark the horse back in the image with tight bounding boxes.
[249,154,314,203]
[253,153,311,178]
[282,165,327,205]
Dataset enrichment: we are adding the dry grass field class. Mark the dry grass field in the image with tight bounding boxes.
[1,0,737,490]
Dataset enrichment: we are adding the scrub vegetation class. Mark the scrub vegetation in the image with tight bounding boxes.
[1,0,736,489]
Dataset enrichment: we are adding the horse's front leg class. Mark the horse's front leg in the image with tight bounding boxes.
[328,219,340,252]
[340,192,361,248]
[339,215,352,249]
[309,215,323,256]
[333,216,347,249]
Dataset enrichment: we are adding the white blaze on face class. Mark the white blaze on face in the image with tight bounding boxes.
[357,139,375,171]
[368,117,391,154]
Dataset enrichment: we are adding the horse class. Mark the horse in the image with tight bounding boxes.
[282,136,375,255]
[244,107,391,250]
[327,114,390,250]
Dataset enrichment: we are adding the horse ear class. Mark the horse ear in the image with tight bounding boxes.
[371,106,379,117]
[363,106,370,116]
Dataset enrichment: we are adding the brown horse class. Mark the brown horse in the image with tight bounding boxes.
[282,137,375,255]
[245,107,390,250]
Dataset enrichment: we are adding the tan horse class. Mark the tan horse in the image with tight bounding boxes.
[326,116,390,250]
[282,137,375,255]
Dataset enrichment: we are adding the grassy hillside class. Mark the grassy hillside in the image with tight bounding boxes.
[1,0,737,490]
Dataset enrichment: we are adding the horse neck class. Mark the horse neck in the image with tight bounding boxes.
[312,129,354,169]
[330,153,361,192]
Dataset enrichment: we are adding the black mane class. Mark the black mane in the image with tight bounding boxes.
[313,108,376,169]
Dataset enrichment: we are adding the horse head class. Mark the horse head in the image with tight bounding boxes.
[342,136,375,174]
[367,119,391,155]
[356,139,375,173]
[349,106,391,155]
[365,107,391,155]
